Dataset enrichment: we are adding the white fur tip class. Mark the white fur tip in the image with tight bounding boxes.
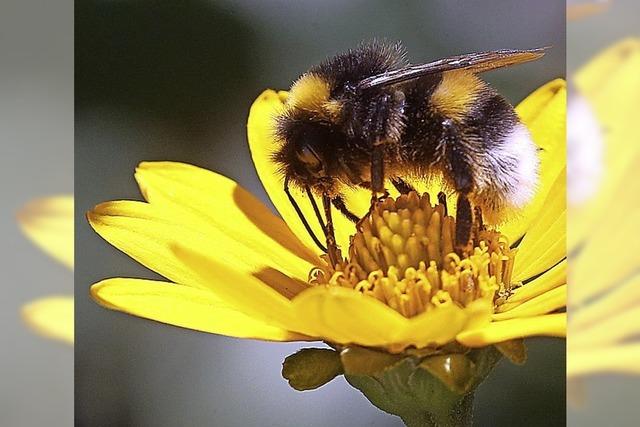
[504,123,539,207]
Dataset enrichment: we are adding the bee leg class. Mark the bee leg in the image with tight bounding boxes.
[391,177,415,194]
[472,206,485,244]
[438,192,448,216]
[358,181,389,199]
[474,206,484,230]
[331,195,359,223]
[455,193,473,253]
[441,119,475,252]
[370,142,386,200]
[321,193,340,267]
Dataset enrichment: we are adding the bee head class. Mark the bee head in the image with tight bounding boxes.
[272,41,409,192]
[273,99,343,194]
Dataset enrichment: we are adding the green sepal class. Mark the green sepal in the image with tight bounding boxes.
[494,339,527,365]
[419,354,476,395]
[340,345,404,376]
[342,346,502,427]
[281,348,343,391]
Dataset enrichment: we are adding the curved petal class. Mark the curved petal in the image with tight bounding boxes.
[87,200,314,290]
[134,161,320,267]
[568,344,640,378]
[500,259,566,307]
[291,286,407,347]
[247,89,364,253]
[22,296,74,344]
[290,286,492,352]
[456,313,566,347]
[492,285,566,321]
[91,278,307,342]
[512,168,566,282]
[400,298,493,350]
[172,243,310,336]
[501,79,566,242]
[18,196,74,269]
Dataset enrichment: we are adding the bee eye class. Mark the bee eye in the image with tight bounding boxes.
[297,145,323,173]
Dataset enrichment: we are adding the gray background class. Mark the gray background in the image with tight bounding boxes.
[0,0,73,426]
[76,1,565,426]
[567,0,640,425]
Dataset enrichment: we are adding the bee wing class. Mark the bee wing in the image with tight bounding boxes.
[357,47,548,90]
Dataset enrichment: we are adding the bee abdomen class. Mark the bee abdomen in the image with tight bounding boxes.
[466,93,539,221]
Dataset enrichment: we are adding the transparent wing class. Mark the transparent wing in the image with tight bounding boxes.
[357,48,548,90]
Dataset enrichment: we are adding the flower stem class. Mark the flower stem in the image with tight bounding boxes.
[399,393,474,427]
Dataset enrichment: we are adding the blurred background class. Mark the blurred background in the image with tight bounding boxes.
[567,0,640,426]
[76,1,565,426]
[0,1,73,426]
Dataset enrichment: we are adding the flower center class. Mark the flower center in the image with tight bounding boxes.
[311,192,516,318]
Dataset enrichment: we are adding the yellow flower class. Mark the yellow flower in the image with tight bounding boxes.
[18,196,74,344]
[568,38,640,377]
[89,80,566,353]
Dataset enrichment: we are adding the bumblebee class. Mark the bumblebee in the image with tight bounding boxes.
[273,41,544,265]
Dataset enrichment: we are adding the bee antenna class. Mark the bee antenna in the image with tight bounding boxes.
[284,177,327,253]
[305,185,327,231]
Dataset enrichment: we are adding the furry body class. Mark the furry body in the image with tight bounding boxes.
[274,41,539,236]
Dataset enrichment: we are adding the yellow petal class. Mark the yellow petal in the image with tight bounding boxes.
[456,313,566,347]
[501,79,566,242]
[18,196,74,269]
[87,200,314,290]
[516,78,565,124]
[291,285,406,347]
[512,168,566,282]
[568,344,640,378]
[134,161,320,267]
[91,278,306,342]
[400,298,493,350]
[290,286,492,352]
[247,89,366,253]
[501,259,566,306]
[493,285,566,321]
[172,243,310,335]
[22,296,74,344]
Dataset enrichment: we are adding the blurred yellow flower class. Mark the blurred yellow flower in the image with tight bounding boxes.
[569,38,640,377]
[88,80,566,353]
[18,196,74,344]
[567,0,612,21]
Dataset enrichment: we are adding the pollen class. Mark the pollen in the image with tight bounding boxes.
[311,192,517,318]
